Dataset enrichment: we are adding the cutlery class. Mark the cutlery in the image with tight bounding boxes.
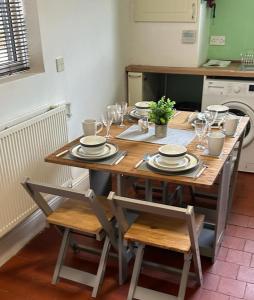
[194,163,208,179]
[134,153,150,168]
[56,149,69,157]
[114,151,127,165]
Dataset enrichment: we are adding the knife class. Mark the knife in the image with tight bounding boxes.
[194,165,207,179]
[114,152,127,165]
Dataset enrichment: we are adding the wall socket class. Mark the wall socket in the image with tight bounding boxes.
[56,56,65,72]
[210,35,226,46]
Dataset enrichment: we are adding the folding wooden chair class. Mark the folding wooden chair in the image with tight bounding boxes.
[108,191,204,300]
[21,178,117,298]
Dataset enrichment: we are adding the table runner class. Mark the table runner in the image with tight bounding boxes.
[116,125,196,146]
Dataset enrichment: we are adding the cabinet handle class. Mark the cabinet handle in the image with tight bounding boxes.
[192,3,196,20]
[128,74,142,78]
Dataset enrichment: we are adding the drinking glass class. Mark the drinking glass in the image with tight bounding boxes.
[116,101,127,128]
[101,107,116,139]
[204,110,218,132]
[194,119,207,150]
[107,105,120,124]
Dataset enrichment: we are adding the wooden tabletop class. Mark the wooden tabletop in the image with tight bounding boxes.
[126,62,254,78]
[45,112,249,188]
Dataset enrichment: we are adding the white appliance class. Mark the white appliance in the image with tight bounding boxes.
[202,76,254,173]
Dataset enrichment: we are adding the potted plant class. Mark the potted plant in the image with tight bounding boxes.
[149,96,175,138]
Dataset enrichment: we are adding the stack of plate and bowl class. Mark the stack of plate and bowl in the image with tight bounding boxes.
[206,104,229,124]
[129,101,151,119]
[147,144,199,174]
[70,135,119,161]
[189,105,230,128]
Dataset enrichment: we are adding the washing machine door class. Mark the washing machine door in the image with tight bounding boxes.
[222,101,254,148]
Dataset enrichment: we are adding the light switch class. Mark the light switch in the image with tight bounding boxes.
[56,57,64,72]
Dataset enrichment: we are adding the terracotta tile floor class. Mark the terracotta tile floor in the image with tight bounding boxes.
[1,172,254,299]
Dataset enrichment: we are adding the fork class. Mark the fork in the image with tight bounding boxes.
[134,153,150,168]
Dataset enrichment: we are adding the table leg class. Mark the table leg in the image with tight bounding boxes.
[145,180,153,202]
[227,130,245,221]
[213,159,232,260]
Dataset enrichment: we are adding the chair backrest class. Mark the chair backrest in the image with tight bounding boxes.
[21,177,117,248]
[107,191,200,252]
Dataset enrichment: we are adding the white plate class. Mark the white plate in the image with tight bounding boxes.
[78,144,110,157]
[155,155,190,169]
[70,143,118,160]
[147,153,199,173]
[129,109,149,119]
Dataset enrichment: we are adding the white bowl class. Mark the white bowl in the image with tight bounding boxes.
[135,101,150,109]
[207,105,229,120]
[158,144,187,164]
[135,101,151,116]
[80,135,106,155]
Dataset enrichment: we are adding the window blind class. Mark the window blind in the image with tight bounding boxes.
[0,0,29,77]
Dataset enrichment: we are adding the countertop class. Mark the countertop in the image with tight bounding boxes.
[126,62,254,78]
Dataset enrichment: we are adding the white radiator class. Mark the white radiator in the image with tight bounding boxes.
[0,105,72,238]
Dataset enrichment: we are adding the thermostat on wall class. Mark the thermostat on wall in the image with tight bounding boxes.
[182,30,196,44]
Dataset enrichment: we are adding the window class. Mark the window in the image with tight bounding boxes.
[0,0,29,77]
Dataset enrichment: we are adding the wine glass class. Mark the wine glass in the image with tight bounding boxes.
[194,119,207,150]
[204,110,218,133]
[116,101,127,128]
[101,107,116,139]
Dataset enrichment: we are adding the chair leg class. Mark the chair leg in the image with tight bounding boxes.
[177,253,192,300]
[192,246,203,286]
[52,228,70,284]
[118,229,129,285]
[92,236,111,298]
[127,244,145,300]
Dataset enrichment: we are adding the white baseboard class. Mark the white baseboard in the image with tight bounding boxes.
[0,173,90,267]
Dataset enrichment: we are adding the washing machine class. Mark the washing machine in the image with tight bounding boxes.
[202,76,254,173]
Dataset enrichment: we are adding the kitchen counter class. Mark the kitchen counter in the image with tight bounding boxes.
[126,62,254,78]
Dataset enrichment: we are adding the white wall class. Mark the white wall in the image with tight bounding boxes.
[125,0,207,67]
[0,0,127,141]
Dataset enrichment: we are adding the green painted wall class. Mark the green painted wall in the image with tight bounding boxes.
[208,0,254,60]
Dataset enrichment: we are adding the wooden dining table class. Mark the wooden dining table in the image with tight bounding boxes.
[45,111,249,261]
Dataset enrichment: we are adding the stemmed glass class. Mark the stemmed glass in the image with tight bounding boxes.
[101,106,116,139]
[194,119,207,150]
[116,101,127,128]
[203,110,218,133]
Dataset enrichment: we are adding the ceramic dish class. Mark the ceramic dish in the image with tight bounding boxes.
[134,102,151,116]
[80,135,107,154]
[70,143,118,161]
[80,135,106,147]
[129,109,144,119]
[147,153,199,173]
[155,155,190,169]
[206,104,229,114]
[79,144,111,157]
[135,101,151,109]
[159,144,187,157]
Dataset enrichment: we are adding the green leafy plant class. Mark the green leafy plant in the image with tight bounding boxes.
[149,96,175,125]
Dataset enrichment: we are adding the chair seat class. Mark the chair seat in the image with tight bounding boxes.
[124,212,204,253]
[47,196,113,235]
